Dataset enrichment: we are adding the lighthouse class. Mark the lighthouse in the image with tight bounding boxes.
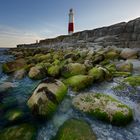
[68,8,74,35]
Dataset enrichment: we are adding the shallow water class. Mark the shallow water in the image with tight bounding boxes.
[0,50,140,140]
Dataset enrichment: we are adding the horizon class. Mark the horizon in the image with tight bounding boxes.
[0,0,140,48]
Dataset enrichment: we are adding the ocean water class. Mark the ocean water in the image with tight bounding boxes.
[0,49,140,140]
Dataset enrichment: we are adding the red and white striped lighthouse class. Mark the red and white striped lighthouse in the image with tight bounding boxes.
[68,8,74,35]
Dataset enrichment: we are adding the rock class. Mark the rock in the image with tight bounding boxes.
[28,66,46,80]
[27,78,67,118]
[105,51,119,60]
[88,67,104,81]
[73,93,133,126]
[47,65,60,77]
[0,123,36,140]
[92,53,105,64]
[64,75,93,92]
[126,59,140,73]
[120,48,138,59]
[0,82,16,93]
[64,53,78,60]
[2,59,27,73]
[61,63,86,78]
[123,76,140,87]
[5,109,24,122]
[116,62,133,72]
[14,69,26,80]
[52,119,96,140]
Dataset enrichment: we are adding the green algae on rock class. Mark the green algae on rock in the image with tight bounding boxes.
[61,63,86,78]
[64,75,93,92]
[72,93,133,126]
[123,76,140,87]
[5,109,24,122]
[88,67,104,82]
[2,59,27,73]
[0,123,36,140]
[47,65,60,77]
[52,119,96,140]
[27,78,67,118]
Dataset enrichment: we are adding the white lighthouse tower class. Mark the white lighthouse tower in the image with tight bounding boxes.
[68,8,74,35]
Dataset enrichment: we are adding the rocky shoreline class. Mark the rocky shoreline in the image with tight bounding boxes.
[0,45,140,140]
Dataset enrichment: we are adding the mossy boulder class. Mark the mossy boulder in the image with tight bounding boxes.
[88,67,104,82]
[120,48,138,59]
[2,59,27,73]
[5,109,24,122]
[72,93,133,126]
[64,75,93,92]
[47,65,60,77]
[52,119,96,140]
[92,53,104,64]
[28,66,46,80]
[116,62,133,72]
[0,123,36,140]
[105,51,119,60]
[123,76,140,87]
[61,63,86,78]
[27,78,67,118]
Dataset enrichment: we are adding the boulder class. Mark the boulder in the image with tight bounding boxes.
[2,59,27,73]
[47,65,60,77]
[0,82,16,93]
[61,63,86,78]
[52,119,96,140]
[0,123,36,140]
[120,48,138,59]
[28,66,46,80]
[27,78,67,118]
[64,75,93,92]
[116,62,133,72]
[105,51,119,60]
[88,67,104,81]
[14,69,26,80]
[73,93,133,126]
[126,59,140,73]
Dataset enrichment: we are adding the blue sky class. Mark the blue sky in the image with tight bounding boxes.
[0,0,140,47]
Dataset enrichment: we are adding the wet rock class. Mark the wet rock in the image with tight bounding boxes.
[120,48,138,59]
[0,123,36,140]
[47,65,60,77]
[61,63,86,78]
[0,82,16,93]
[73,93,133,126]
[28,66,46,80]
[2,59,27,74]
[64,75,93,92]
[105,50,119,60]
[116,62,133,72]
[52,119,96,140]
[27,79,67,118]
[14,69,26,80]
[126,59,140,73]
[88,67,104,82]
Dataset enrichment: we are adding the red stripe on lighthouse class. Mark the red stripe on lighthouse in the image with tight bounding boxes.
[68,23,74,32]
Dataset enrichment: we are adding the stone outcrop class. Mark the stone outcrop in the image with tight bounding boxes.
[17,17,140,49]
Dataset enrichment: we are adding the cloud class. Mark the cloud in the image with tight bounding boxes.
[0,24,64,48]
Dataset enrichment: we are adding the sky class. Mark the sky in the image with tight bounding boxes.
[0,0,140,48]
